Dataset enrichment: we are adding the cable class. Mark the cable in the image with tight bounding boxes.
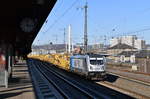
[53,0,64,14]
[42,0,80,34]
[110,27,150,39]
[125,28,150,35]
[36,0,80,45]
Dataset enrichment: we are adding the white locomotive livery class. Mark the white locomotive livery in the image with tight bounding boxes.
[70,54,106,80]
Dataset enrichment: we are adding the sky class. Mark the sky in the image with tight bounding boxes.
[33,0,150,45]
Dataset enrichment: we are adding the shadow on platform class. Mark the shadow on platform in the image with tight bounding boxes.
[14,63,27,66]
[14,69,28,72]
[0,90,32,99]
[9,77,20,83]
[0,85,33,93]
[8,77,32,88]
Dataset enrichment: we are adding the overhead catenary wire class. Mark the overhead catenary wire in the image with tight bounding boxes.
[35,0,80,45]
[41,0,80,35]
[36,1,150,45]
[111,27,150,38]
[53,0,64,14]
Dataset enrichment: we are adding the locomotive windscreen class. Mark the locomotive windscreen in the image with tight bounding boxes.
[90,60,104,65]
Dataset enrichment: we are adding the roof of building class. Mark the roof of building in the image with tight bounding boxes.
[32,44,66,50]
[108,43,136,49]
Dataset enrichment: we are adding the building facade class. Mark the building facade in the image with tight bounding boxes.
[110,35,146,50]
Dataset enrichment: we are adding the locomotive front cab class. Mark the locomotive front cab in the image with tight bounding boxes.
[88,57,105,72]
[70,54,106,80]
[87,55,106,79]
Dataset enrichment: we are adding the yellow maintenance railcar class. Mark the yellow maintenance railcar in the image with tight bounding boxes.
[28,54,70,70]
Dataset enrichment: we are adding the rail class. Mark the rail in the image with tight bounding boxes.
[28,59,134,99]
[36,61,109,99]
[97,71,150,99]
[28,59,64,99]
[108,72,150,86]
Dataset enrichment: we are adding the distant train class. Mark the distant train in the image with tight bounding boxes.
[28,53,106,80]
[70,54,106,80]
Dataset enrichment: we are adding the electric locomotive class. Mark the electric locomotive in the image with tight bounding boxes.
[70,54,106,80]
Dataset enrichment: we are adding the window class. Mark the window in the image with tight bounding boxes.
[90,60,103,65]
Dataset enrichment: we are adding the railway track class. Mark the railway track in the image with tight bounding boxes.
[36,61,110,99]
[107,71,150,86]
[28,59,134,99]
[28,59,64,99]
[96,71,150,99]
[107,69,150,84]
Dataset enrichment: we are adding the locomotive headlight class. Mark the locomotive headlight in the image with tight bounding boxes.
[90,66,93,70]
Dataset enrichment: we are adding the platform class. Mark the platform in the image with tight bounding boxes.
[0,62,35,99]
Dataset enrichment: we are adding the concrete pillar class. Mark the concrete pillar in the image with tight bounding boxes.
[7,44,13,79]
[0,42,8,88]
[0,42,14,88]
[4,70,8,88]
